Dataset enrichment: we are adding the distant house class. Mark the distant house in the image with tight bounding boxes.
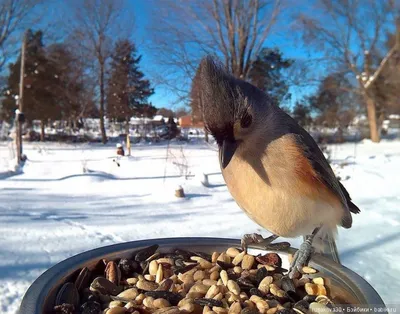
[127,115,174,127]
[383,114,400,132]
[350,114,368,127]
[152,115,178,125]
[149,115,165,126]
[129,117,153,126]
[178,115,204,128]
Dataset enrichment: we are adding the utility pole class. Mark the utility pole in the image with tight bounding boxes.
[126,133,131,156]
[16,31,27,163]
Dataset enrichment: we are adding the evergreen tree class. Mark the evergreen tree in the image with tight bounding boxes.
[137,103,157,118]
[189,66,209,141]
[190,66,202,124]
[107,39,154,128]
[248,48,293,105]
[291,101,312,128]
[308,72,360,129]
[1,29,59,140]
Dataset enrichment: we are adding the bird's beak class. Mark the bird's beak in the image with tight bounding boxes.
[220,140,238,169]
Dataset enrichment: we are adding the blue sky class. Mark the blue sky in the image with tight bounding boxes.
[3,1,395,112]
[130,1,317,110]
[131,1,170,109]
[4,1,318,111]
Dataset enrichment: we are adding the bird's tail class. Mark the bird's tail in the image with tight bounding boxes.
[305,226,341,264]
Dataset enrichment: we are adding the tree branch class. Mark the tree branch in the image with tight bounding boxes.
[364,42,399,90]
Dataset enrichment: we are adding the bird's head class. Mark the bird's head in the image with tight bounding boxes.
[196,55,269,169]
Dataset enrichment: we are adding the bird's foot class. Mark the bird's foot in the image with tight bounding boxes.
[241,233,290,253]
[288,236,314,279]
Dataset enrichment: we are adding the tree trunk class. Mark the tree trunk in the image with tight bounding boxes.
[125,118,130,134]
[377,108,385,136]
[205,129,209,143]
[40,120,45,141]
[364,95,380,143]
[99,61,107,144]
[336,127,344,143]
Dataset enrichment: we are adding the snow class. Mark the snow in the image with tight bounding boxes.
[0,139,400,312]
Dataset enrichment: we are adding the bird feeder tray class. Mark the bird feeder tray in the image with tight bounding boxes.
[19,238,386,314]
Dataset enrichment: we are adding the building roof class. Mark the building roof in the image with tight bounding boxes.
[179,115,204,128]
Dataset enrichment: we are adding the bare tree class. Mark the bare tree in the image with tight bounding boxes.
[0,0,45,72]
[371,25,400,117]
[174,107,189,118]
[148,0,283,102]
[297,0,399,142]
[46,43,88,128]
[67,0,134,144]
[308,72,362,130]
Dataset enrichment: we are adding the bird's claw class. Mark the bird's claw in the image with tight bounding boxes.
[241,233,264,253]
[241,233,289,254]
[288,240,314,279]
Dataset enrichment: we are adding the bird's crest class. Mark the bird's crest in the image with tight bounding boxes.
[196,55,264,142]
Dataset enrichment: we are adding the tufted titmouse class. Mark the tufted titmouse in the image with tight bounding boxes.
[196,56,360,277]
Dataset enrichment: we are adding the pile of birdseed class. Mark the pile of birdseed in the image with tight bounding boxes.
[53,245,338,314]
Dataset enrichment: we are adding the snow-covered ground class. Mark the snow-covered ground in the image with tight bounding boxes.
[0,139,400,313]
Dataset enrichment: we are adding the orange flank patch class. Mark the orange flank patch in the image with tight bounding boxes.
[222,133,345,237]
[283,136,341,208]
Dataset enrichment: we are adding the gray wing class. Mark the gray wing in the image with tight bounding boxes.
[288,123,359,228]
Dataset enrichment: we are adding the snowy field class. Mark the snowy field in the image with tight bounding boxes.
[0,139,400,312]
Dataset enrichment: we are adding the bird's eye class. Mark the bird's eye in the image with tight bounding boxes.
[240,112,252,128]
